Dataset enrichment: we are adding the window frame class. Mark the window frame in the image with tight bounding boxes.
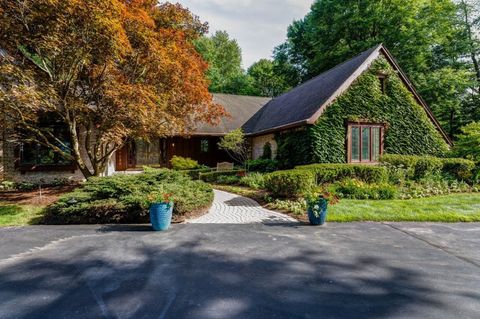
[15,125,75,172]
[377,72,388,94]
[347,123,385,164]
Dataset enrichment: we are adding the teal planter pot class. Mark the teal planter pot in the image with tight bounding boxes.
[149,202,173,231]
[307,198,328,226]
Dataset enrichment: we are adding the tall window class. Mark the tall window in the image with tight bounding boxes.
[348,124,383,163]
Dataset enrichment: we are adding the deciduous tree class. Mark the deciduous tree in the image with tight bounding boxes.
[0,0,224,178]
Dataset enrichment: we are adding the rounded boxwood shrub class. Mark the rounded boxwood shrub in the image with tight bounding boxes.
[43,168,214,224]
[264,170,316,198]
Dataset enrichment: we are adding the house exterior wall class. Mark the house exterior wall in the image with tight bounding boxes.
[274,58,449,168]
[1,137,85,183]
[251,134,277,160]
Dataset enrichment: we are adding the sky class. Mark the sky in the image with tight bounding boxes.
[176,0,313,69]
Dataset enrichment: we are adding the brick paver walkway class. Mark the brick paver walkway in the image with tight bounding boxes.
[189,190,298,224]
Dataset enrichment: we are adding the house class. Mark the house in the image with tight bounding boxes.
[0,44,451,182]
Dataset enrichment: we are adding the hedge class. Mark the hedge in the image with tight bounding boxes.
[183,168,214,180]
[295,163,388,184]
[264,170,316,198]
[199,170,246,183]
[43,168,214,224]
[380,154,476,181]
[247,159,278,173]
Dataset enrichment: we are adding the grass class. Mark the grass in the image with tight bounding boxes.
[0,202,44,226]
[329,194,480,222]
[214,184,480,222]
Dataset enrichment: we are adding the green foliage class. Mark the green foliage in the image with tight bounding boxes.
[199,170,245,183]
[218,129,249,167]
[183,168,214,180]
[441,158,476,181]
[43,169,214,224]
[194,31,246,94]
[275,59,449,167]
[247,59,290,97]
[261,142,273,160]
[264,170,316,198]
[275,129,314,169]
[215,175,241,185]
[170,156,200,170]
[329,179,397,200]
[399,178,477,199]
[380,154,476,181]
[247,159,278,173]
[240,173,266,190]
[295,164,388,185]
[454,122,480,162]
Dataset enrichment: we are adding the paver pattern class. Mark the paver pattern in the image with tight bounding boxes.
[189,190,297,224]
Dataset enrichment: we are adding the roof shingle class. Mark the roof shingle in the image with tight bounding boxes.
[242,46,379,135]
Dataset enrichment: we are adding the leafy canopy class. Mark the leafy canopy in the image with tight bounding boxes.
[0,0,225,177]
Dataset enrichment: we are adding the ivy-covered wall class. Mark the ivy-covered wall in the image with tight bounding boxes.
[276,57,449,168]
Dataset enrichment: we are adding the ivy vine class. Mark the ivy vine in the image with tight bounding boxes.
[275,58,449,168]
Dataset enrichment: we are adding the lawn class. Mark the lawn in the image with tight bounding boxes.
[0,202,44,226]
[329,194,480,222]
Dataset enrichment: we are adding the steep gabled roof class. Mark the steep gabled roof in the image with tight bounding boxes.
[242,44,452,146]
[192,93,271,136]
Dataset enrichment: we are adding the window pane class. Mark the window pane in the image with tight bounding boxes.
[372,127,381,161]
[362,127,370,162]
[200,139,209,153]
[351,127,360,161]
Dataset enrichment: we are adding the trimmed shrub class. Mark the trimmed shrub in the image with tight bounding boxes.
[380,154,476,181]
[261,142,273,160]
[43,168,213,224]
[295,163,388,184]
[441,158,476,181]
[330,179,397,200]
[183,168,214,180]
[170,156,200,170]
[199,170,246,183]
[264,170,316,198]
[247,159,278,173]
[240,173,266,190]
[216,175,241,185]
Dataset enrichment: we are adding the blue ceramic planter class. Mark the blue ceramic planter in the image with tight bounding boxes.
[149,202,173,231]
[307,198,328,226]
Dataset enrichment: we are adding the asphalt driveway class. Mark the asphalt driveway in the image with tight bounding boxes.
[0,223,479,319]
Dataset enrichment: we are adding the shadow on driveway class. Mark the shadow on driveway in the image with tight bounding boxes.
[0,225,452,319]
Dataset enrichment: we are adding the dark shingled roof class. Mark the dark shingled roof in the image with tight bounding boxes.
[193,93,271,135]
[242,46,380,135]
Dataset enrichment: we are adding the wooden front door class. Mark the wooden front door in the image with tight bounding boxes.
[115,141,137,171]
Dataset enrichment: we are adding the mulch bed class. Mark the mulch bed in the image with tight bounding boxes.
[0,185,78,206]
